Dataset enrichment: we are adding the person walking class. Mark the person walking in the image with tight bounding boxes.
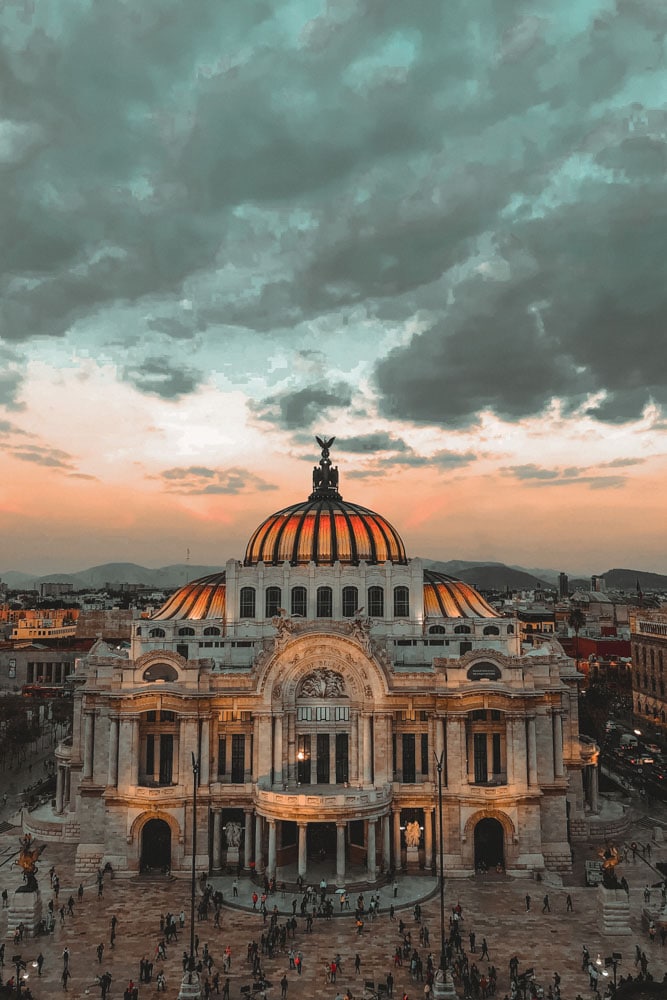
[62,966,71,991]
[37,953,44,976]
[525,894,531,911]
[355,953,362,975]
[280,973,288,998]
[97,942,105,964]
[566,894,573,912]
[480,938,490,961]
[542,894,550,913]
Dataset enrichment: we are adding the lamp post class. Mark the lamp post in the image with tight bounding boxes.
[178,753,201,1000]
[433,750,457,999]
[11,955,26,997]
[604,952,622,991]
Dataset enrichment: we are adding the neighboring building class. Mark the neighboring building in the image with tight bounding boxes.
[52,442,594,882]
[40,582,75,598]
[0,645,84,693]
[516,608,556,646]
[558,573,569,600]
[630,609,667,732]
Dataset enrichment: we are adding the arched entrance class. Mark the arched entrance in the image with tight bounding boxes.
[141,818,171,872]
[474,817,504,870]
[307,822,337,861]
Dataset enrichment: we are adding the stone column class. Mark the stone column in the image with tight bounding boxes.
[298,823,307,879]
[118,718,134,787]
[336,823,346,883]
[460,717,469,784]
[255,814,265,873]
[107,717,119,787]
[273,716,283,787]
[424,808,433,870]
[527,716,538,787]
[267,821,277,877]
[83,711,94,780]
[367,818,377,881]
[350,710,359,784]
[200,719,210,786]
[590,765,600,814]
[244,810,253,870]
[131,717,140,785]
[362,714,373,785]
[393,809,402,869]
[553,711,564,778]
[382,814,391,872]
[55,766,64,814]
[212,810,222,870]
[256,714,272,789]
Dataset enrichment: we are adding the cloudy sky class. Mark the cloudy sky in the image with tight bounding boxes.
[1,0,666,577]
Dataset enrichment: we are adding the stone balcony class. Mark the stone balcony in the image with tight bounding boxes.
[255,783,393,822]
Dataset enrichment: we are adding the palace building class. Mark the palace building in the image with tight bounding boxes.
[49,440,595,882]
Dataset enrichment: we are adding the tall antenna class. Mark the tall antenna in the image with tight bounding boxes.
[186,547,190,584]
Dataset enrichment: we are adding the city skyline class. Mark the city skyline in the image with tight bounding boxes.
[2,3,666,576]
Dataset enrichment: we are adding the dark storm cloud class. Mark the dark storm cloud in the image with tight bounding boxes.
[336,432,410,453]
[10,444,78,471]
[122,358,203,399]
[250,383,354,430]
[156,466,277,495]
[504,464,626,489]
[1,1,665,424]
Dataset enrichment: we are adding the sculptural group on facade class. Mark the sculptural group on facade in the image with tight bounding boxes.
[16,832,46,892]
[298,668,346,698]
[405,820,421,849]
[225,822,242,849]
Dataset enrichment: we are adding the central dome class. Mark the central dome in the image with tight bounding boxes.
[244,437,407,567]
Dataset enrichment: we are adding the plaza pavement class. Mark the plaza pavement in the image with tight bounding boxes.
[0,748,666,999]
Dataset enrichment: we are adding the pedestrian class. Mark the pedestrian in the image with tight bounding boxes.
[566,894,573,912]
[233,879,238,897]
[37,952,44,976]
[62,947,70,969]
[469,931,476,952]
[1,888,7,908]
[355,953,362,975]
[480,938,489,960]
[542,894,550,913]
[387,971,394,997]
[78,882,84,902]
[525,894,531,911]
[62,966,71,990]
[644,885,651,904]
[281,973,288,998]
[97,943,105,964]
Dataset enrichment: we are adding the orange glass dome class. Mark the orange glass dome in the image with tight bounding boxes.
[244,436,407,567]
[152,572,226,620]
[423,569,497,618]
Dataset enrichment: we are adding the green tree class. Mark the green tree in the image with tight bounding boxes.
[568,608,586,661]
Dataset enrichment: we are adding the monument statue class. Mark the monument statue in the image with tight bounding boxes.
[405,820,421,849]
[311,436,340,496]
[225,822,242,849]
[15,833,46,892]
[299,668,346,698]
[598,843,621,889]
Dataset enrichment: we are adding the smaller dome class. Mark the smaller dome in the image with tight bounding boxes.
[423,570,498,619]
[153,572,226,620]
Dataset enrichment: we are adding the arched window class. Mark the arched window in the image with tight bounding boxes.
[149,628,166,638]
[203,626,220,636]
[240,587,256,619]
[142,662,178,682]
[178,627,195,636]
[368,586,384,618]
[291,586,307,617]
[393,586,409,618]
[454,624,471,634]
[342,586,358,618]
[265,586,282,618]
[483,625,500,636]
[429,624,446,634]
[507,625,515,634]
[316,586,333,618]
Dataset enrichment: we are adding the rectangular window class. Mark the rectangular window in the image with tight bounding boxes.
[27,663,35,683]
[176,644,189,659]
[402,733,416,783]
[392,734,397,777]
[45,663,53,682]
[335,733,349,783]
[368,586,384,617]
[159,734,173,784]
[316,733,330,783]
[297,707,312,721]
[218,736,226,776]
[145,734,155,777]
[231,734,245,783]
[297,734,311,784]
[421,733,429,775]
[460,641,472,655]
[335,706,350,722]
[492,733,502,775]
[55,663,62,683]
[473,733,488,783]
[265,587,282,618]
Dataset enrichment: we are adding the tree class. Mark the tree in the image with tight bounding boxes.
[568,608,586,662]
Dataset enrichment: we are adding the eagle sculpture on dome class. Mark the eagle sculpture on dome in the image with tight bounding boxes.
[312,435,339,494]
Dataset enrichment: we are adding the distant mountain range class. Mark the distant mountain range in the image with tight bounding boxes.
[2,560,666,594]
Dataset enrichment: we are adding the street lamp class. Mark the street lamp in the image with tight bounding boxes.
[433,750,447,974]
[604,952,622,991]
[177,753,201,1000]
[11,955,26,997]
